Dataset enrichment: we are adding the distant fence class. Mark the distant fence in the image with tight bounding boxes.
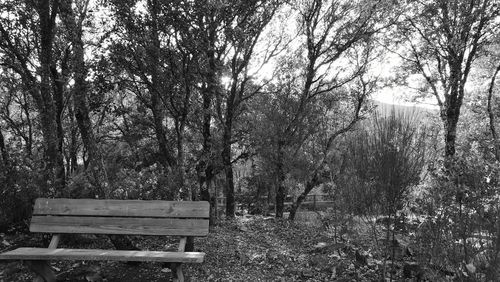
[216,194,334,213]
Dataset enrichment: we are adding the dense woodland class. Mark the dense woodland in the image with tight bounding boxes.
[1,0,500,280]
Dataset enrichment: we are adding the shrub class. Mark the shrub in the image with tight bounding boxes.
[416,154,500,280]
[338,108,428,219]
[335,108,428,279]
[0,159,42,232]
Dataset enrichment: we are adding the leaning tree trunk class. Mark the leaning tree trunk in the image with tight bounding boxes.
[289,172,320,221]
[60,0,108,197]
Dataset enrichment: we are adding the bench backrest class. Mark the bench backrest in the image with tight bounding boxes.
[30,198,210,236]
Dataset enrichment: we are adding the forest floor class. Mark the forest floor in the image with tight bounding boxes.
[0,212,436,281]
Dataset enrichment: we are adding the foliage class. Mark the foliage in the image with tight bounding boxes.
[416,153,500,280]
[0,150,42,231]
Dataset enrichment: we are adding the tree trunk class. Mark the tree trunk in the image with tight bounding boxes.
[275,142,286,218]
[289,171,321,221]
[222,71,242,218]
[37,0,65,196]
[68,105,78,173]
[443,103,461,159]
[488,63,500,161]
[60,0,107,198]
[21,91,33,157]
[149,0,173,171]
[151,98,171,169]
[51,57,68,198]
[176,122,187,199]
[181,125,194,255]
[174,52,193,200]
[0,126,8,167]
[223,123,235,218]
[222,77,237,218]
[275,181,286,218]
[440,59,466,160]
[199,89,213,203]
[444,118,457,158]
[198,43,217,222]
[58,7,142,247]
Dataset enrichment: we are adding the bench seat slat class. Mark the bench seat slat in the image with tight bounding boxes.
[30,216,209,236]
[34,198,209,218]
[0,248,205,263]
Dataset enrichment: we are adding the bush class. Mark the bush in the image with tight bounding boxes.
[334,108,428,280]
[416,154,500,280]
[337,108,428,218]
[0,160,42,232]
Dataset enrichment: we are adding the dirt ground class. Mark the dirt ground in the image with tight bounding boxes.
[0,214,424,281]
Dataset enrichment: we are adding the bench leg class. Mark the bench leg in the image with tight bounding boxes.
[169,262,184,282]
[25,260,56,282]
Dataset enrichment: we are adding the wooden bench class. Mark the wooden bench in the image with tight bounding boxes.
[0,198,209,282]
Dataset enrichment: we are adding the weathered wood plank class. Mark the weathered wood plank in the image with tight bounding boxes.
[33,198,209,218]
[30,216,209,236]
[0,248,205,263]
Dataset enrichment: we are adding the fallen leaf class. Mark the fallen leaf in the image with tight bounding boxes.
[331,267,337,278]
[85,273,103,282]
[465,263,476,274]
[313,242,327,249]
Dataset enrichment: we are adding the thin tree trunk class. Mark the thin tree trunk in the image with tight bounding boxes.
[0,126,8,167]
[68,104,78,173]
[51,56,68,197]
[487,63,500,161]
[176,122,187,198]
[21,91,33,157]
[222,143,236,217]
[223,107,235,218]
[175,53,193,200]
[275,142,286,218]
